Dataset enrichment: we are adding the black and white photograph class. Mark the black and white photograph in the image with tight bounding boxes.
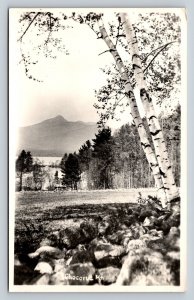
[9,8,187,292]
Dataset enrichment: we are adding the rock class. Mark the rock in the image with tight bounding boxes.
[116,250,175,286]
[147,239,167,255]
[141,229,164,245]
[50,262,95,285]
[50,269,66,285]
[80,220,97,242]
[66,256,73,266]
[46,231,60,247]
[122,215,136,227]
[76,244,87,251]
[139,208,157,222]
[90,237,108,247]
[34,262,53,274]
[127,208,134,215]
[165,251,180,285]
[121,229,134,247]
[94,244,125,260]
[14,254,22,266]
[65,263,95,285]
[33,274,50,285]
[98,215,118,236]
[149,229,164,239]
[127,239,147,254]
[14,265,39,285]
[159,222,172,235]
[94,243,125,268]
[130,223,146,239]
[107,230,125,245]
[59,226,85,249]
[39,238,54,247]
[165,227,180,251]
[168,226,180,237]
[53,258,65,273]
[167,214,180,228]
[96,266,120,284]
[143,216,156,228]
[28,246,64,260]
[70,250,94,265]
[166,251,180,260]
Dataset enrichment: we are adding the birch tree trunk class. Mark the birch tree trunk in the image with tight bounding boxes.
[120,13,179,206]
[98,19,166,202]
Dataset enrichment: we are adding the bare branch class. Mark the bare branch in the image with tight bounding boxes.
[143,41,177,73]
[98,48,117,56]
[18,12,41,42]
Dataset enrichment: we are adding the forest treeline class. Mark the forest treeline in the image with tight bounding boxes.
[61,105,180,190]
[16,105,180,191]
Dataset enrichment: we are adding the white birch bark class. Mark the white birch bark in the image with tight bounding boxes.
[98,19,166,201]
[120,13,179,204]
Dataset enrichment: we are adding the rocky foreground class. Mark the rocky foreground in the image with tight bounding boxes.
[14,196,180,286]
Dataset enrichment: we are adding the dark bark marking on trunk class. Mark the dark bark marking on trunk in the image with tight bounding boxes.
[132,53,141,59]
[133,64,141,70]
[141,142,151,149]
[149,115,157,121]
[150,129,162,136]
[159,168,167,178]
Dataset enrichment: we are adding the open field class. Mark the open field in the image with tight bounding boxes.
[15,188,158,209]
[14,189,158,226]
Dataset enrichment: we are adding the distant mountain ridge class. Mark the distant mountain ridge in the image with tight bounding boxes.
[17,115,98,157]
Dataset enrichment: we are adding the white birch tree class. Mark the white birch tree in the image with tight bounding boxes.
[119,13,179,206]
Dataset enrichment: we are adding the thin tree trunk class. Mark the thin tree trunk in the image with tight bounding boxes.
[19,171,23,191]
[120,13,179,206]
[98,19,166,202]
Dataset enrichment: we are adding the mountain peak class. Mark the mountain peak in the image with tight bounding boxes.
[54,115,68,123]
[41,115,68,126]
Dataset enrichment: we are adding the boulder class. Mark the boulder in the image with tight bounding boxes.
[34,261,53,274]
[166,251,180,285]
[50,269,66,285]
[80,220,98,242]
[39,238,54,247]
[28,246,64,260]
[98,215,118,236]
[107,230,125,245]
[59,226,85,249]
[166,251,180,261]
[121,229,134,247]
[53,258,66,273]
[126,239,147,254]
[70,249,94,265]
[14,265,39,285]
[33,274,50,285]
[90,237,108,247]
[165,227,180,251]
[141,229,164,244]
[94,243,125,268]
[96,266,120,284]
[50,262,95,285]
[116,250,175,286]
[139,208,157,222]
[14,254,22,266]
[65,263,95,285]
[123,215,136,227]
[130,223,146,239]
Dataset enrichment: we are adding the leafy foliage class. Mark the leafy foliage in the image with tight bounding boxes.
[16,150,33,191]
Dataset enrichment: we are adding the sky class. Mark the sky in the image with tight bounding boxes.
[9,9,183,129]
[9,10,134,128]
